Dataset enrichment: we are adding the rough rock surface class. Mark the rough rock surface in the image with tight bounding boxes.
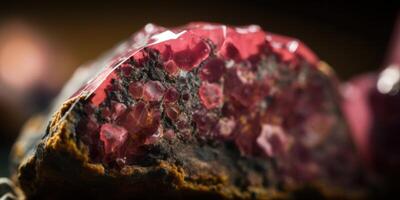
[15,23,366,199]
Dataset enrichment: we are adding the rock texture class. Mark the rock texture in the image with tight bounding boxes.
[15,23,366,199]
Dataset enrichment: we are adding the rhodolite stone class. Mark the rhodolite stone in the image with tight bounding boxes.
[16,23,365,199]
[198,82,223,109]
[99,123,128,155]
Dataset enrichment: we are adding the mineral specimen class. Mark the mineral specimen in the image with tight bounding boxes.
[15,23,366,199]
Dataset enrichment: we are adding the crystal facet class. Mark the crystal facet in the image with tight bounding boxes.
[99,123,128,155]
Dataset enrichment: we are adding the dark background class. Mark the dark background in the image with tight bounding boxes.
[0,1,398,176]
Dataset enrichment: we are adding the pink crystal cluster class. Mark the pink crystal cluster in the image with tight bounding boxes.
[74,23,354,183]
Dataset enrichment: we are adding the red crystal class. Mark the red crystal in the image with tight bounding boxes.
[219,26,266,61]
[143,80,165,102]
[198,82,223,109]
[164,87,179,103]
[221,42,241,61]
[199,58,226,82]
[153,32,211,72]
[266,34,318,66]
[99,123,128,155]
[120,102,148,134]
[224,67,264,108]
[90,72,117,106]
[163,60,179,75]
[101,102,127,122]
[128,82,144,99]
[165,105,180,121]
[173,41,210,71]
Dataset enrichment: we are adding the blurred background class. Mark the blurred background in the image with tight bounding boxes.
[0,1,398,176]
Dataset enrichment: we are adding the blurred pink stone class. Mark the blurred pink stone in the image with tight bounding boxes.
[341,74,375,164]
